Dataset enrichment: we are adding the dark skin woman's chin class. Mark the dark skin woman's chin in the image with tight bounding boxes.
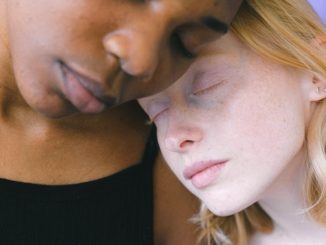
[38,106,78,119]
[27,96,78,119]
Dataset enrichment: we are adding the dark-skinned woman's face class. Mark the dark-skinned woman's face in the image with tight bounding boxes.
[6,0,242,117]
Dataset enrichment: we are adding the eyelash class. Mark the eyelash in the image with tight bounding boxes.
[171,33,194,59]
[193,80,225,96]
[145,78,225,124]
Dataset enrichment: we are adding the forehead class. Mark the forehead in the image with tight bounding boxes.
[75,0,243,23]
[9,0,243,26]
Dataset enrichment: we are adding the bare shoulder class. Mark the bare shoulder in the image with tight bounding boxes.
[153,153,204,245]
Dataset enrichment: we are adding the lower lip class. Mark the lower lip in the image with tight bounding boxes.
[191,162,226,189]
[60,63,106,114]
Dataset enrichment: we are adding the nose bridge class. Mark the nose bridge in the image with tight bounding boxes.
[103,6,177,81]
[149,1,191,23]
[126,11,170,79]
[103,2,197,81]
[164,107,203,153]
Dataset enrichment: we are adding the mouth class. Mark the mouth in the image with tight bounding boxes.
[59,61,117,113]
[183,160,228,189]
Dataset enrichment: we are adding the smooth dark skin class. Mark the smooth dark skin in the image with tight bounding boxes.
[0,0,242,244]
[5,0,242,117]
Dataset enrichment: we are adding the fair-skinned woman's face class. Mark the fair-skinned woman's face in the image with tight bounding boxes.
[139,33,317,216]
[5,0,242,118]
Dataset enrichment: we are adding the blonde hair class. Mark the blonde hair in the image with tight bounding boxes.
[196,0,326,244]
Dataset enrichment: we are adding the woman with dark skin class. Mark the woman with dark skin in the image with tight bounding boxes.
[0,0,242,244]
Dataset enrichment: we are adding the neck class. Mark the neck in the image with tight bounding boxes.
[0,101,151,184]
[257,149,326,243]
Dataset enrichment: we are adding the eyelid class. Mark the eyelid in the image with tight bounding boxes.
[192,79,226,96]
[177,22,223,57]
[171,32,195,59]
[147,102,169,122]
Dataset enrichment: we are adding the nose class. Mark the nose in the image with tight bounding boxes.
[103,21,165,81]
[100,0,244,104]
[165,122,203,153]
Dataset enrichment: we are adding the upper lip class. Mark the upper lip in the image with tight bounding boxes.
[60,62,119,105]
[183,159,228,180]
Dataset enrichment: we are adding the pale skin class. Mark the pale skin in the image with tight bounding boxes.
[0,0,244,244]
[139,32,326,244]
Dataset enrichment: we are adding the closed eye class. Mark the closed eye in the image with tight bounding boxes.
[149,108,168,123]
[146,102,169,123]
[193,80,226,96]
[171,32,195,59]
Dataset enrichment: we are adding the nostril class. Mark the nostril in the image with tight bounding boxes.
[103,34,155,81]
[165,126,203,152]
[165,137,195,152]
[121,62,154,81]
[179,140,194,149]
[103,34,128,60]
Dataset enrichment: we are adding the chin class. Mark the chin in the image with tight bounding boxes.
[206,205,240,217]
[38,107,78,119]
[31,98,78,119]
[203,197,255,217]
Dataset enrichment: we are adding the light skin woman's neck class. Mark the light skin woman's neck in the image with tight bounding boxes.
[252,148,326,244]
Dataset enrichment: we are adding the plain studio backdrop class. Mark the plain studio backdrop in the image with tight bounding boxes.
[308,0,326,24]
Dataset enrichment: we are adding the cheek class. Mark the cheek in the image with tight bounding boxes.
[157,127,187,180]
[211,75,306,199]
[233,101,303,153]
[160,144,186,181]
[242,90,304,155]
[210,60,307,158]
[196,103,306,216]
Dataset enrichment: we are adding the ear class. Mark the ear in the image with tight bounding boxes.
[304,35,326,102]
[311,33,326,52]
[308,73,326,102]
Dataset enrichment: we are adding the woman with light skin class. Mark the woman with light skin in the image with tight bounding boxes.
[0,0,242,244]
[139,0,326,244]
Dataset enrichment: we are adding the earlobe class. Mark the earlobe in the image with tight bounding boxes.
[312,35,326,51]
[307,35,326,102]
[309,74,326,102]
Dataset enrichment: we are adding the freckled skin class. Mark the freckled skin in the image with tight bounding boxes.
[139,32,313,216]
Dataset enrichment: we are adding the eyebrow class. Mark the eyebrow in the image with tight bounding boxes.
[200,16,229,33]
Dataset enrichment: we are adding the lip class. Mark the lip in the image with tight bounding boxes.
[59,62,117,113]
[183,160,228,189]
